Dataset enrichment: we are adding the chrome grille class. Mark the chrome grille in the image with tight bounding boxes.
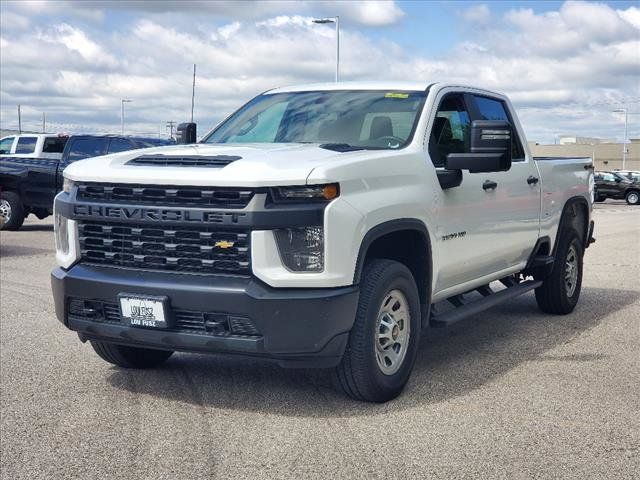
[78,221,250,275]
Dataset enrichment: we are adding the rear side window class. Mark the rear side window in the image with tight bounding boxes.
[108,138,134,154]
[15,137,37,154]
[0,137,14,154]
[43,137,67,153]
[472,95,525,161]
[67,138,109,161]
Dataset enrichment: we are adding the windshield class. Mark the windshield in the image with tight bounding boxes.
[203,90,427,150]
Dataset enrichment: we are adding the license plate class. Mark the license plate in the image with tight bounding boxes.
[119,294,169,328]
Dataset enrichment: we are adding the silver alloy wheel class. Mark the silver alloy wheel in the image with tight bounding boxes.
[375,289,411,376]
[0,199,11,223]
[628,192,639,204]
[564,244,579,298]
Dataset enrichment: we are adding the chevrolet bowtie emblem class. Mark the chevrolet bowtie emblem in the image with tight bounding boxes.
[214,240,235,249]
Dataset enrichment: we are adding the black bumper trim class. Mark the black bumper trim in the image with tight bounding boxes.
[52,265,359,368]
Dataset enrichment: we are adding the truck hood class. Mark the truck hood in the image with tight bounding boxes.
[64,143,351,187]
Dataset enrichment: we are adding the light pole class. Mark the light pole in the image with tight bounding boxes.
[313,16,339,82]
[121,99,132,135]
[612,108,628,170]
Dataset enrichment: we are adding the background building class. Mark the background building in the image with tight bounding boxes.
[529,139,640,171]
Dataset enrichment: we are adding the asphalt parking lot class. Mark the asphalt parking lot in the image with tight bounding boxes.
[1,201,638,479]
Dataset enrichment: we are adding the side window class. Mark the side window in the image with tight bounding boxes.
[67,138,109,161]
[108,138,134,154]
[602,173,615,182]
[0,137,14,154]
[473,95,525,161]
[428,94,471,168]
[15,137,37,154]
[43,137,67,153]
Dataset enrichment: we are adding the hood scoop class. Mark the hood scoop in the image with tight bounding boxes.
[126,154,242,168]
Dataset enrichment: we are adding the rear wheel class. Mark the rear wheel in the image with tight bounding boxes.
[625,190,640,205]
[0,191,24,230]
[333,259,421,402]
[90,341,173,368]
[535,229,583,314]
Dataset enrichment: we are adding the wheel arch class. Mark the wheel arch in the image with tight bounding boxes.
[353,219,433,312]
[553,196,590,254]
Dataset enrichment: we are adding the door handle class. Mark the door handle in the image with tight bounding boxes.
[482,180,498,191]
[527,175,539,185]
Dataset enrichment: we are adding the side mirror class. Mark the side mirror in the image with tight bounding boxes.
[177,122,197,144]
[445,120,513,173]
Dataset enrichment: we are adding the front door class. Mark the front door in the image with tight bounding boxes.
[429,90,541,294]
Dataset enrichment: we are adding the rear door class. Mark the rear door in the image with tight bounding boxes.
[429,89,541,293]
[467,93,541,266]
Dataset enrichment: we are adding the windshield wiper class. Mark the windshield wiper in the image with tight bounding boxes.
[318,143,366,152]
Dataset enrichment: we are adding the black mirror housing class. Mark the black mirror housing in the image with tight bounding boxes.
[445,120,513,173]
[177,122,197,144]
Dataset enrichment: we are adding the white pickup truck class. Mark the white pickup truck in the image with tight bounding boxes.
[0,134,67,159]
[51,82,595,402]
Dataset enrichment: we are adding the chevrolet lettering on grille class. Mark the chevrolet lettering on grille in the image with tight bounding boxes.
[73,204,247,224]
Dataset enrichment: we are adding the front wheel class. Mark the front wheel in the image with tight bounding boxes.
[90,341,173,368]
[333,259,421,402]
[625,190,640,205]
[535,229,584,314]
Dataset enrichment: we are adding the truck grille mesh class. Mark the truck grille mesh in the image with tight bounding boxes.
[78,221,250,275]
[77,183,254,209]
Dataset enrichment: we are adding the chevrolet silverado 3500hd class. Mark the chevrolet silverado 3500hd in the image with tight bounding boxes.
[51,82,595,402]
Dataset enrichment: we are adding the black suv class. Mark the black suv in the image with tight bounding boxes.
[0,135,174,230]
[594,171,640,205]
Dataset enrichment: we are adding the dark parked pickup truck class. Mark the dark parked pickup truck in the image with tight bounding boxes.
[594,171,640,205]
[0,135,174,230]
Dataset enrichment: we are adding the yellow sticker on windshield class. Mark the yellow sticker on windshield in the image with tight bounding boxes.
[385,92,409,99]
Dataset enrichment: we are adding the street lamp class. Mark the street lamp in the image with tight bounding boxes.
[121,99,132,135]
[313,16,339,82]
[612,108,628,170]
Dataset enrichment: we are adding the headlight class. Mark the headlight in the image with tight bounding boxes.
[54,212,69,254]
[272,184,339,202]
[274,226,324,272]
[63,177,75,193]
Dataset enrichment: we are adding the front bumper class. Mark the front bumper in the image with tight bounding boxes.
[52,265,359,368]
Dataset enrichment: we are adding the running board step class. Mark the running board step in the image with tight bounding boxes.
[430,279,543,328]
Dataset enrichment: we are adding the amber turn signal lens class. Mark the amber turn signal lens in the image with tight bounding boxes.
[322,184,339,200]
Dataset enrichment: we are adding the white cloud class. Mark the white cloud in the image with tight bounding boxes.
[618,5,640,29]
[461,4,491,24]
[7,0,405,27]
[0,1,638,142]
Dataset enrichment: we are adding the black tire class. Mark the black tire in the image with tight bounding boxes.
[333,259,421,402]
[625,190,640,205]
[0,190,25,230]
[90,341,173,368]
[535,228,583,315]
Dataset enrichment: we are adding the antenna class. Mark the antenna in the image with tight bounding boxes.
[191,64,196,123]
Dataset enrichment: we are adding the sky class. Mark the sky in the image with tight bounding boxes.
[0,0,639,143]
